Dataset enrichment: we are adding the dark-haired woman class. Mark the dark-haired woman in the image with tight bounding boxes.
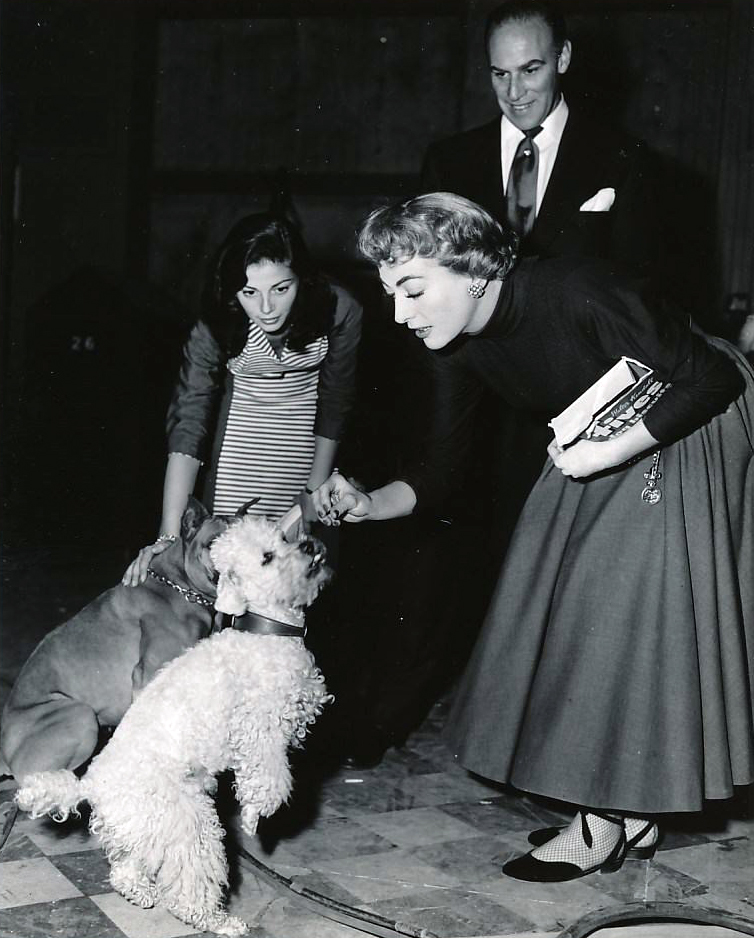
[313,192,754,883]
[123,213,361,584]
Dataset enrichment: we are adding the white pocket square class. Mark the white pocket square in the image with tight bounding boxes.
[579,187,615,212]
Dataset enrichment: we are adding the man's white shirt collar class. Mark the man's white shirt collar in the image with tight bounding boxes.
[500,96,569,213]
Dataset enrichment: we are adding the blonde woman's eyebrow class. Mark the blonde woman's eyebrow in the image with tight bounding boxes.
[395,275,423,287]
[380,274,423,295]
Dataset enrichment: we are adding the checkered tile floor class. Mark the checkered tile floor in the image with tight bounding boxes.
[2,701,754,938]
[2,543,754,938]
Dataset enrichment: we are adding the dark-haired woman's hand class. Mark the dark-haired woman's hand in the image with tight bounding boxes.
[121,538,174,587]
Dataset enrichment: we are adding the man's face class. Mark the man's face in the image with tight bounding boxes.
[488,15,571,132]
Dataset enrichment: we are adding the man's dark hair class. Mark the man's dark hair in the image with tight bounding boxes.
[485,1,568,56]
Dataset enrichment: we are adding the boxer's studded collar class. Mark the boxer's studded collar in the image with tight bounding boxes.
[147,568,215,610]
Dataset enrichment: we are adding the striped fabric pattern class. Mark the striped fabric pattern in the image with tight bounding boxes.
[212,322,329,520]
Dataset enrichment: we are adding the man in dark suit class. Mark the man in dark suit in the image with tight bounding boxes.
[421,0,659,277]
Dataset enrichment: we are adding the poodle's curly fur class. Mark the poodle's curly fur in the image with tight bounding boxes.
[16,516,331,937]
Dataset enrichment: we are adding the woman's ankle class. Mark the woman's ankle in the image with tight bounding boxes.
[624,815,658,846]
[531,810,623,867]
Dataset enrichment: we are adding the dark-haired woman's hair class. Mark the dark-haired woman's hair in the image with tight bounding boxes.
[358,192,518,281]
[201,213,335,357]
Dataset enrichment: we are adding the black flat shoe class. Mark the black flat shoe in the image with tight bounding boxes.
[504,813,627,883]
[528,819,659,860]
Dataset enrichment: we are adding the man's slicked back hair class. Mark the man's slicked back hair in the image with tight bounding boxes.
[484,0,568,57]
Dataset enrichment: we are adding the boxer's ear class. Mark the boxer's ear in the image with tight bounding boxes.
[235,497,260,516]
[181,497,210,540]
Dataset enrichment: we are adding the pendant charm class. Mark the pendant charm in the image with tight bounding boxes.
[641,450,663,505]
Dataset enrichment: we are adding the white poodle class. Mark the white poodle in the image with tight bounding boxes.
[15,515,332,937]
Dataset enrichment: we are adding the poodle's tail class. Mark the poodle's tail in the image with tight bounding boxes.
[15,769,87,822]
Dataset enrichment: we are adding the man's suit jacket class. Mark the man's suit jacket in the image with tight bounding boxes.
[421,109,659,279]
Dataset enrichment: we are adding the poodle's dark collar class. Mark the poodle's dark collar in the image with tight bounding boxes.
[230,611,306,638]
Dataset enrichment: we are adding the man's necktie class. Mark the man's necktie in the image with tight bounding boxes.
[506,127,543,236]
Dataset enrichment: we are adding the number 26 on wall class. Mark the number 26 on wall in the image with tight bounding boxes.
[71,335,96,352]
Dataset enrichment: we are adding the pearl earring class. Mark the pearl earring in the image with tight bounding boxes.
[467,280,486,299]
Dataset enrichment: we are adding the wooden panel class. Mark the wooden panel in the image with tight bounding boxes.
[3,0,136,412]
[153,14,463,174]
[154,18,298,171]
[717,0,754,308]
[293,16,461,173]
[566,6,730,320]
[566,8,729,175]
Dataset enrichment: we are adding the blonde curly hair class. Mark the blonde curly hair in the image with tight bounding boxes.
[357,192,518,281]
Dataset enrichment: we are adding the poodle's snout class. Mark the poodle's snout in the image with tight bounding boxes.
[298,536,326,569]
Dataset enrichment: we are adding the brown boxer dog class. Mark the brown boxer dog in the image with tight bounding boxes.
[0,497,248,784]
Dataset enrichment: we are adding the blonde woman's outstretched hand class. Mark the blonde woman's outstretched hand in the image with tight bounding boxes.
[310,471,372,525]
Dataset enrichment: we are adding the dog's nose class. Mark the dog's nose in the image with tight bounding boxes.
[299,537,326,566]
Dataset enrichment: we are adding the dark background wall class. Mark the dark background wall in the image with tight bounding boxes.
[1,0,753,545]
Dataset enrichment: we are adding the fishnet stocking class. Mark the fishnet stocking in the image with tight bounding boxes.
[531,812,622,869]
[625,815,658,848]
